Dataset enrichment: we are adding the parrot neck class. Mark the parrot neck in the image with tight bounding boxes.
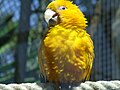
[58,21,87,30]
[50,24,86,33]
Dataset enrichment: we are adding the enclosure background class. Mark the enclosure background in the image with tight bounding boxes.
[0,0,120,83]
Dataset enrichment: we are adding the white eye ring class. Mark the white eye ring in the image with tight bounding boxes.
[58,6,67,10]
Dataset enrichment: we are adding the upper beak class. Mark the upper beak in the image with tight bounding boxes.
[44,9,58,26]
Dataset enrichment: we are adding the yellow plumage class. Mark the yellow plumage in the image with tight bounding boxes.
[38,0,94,88]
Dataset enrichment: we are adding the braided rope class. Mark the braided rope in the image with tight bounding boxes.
[0,81,120,90]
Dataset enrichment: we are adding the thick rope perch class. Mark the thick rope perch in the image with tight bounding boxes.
[0,81,120,90]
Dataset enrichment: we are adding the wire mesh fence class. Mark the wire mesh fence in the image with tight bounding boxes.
[0,0,120,83]
[90,0,120,81]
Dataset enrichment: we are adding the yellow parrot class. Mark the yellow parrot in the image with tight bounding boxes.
[38,0,94,89]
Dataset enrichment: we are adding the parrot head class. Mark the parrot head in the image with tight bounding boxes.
[44,0,87,29]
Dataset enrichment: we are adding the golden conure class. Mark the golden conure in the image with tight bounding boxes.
[38,0,94,89]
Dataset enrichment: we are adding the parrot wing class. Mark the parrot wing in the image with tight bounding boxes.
[84,46,94,81]
[38,41,48,83]
[84,64,92,81]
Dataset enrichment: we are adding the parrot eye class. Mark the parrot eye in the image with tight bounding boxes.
[58,6,67,10]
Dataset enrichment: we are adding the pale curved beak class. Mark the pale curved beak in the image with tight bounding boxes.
[44,9,58,26]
